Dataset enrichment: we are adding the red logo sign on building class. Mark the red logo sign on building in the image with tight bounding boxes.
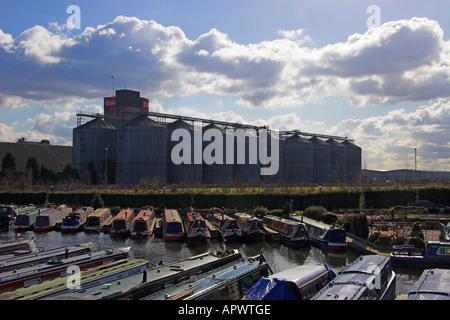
[141,98,149,110]
[104,97,116,108]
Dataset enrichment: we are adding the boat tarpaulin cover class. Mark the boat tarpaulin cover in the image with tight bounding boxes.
[241,277,298,300]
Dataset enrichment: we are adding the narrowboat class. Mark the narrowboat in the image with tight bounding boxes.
[0,242,96,272]
[142,254,272,300]
[185,212,211,246]
[154,218,163,237]
[0,259,150,300]
[0,246,133,293]
[234,212,266,243]
[391,241,450,268]
[163,209,185,241]
[0,239,39,258]
[204,218,220,239]
[61,207,94,232]
[34,205,72,232]
[2,205,38,231]
[312,255,397,300]
[84,208,112,233]
[243,264,336,300]
[263,215,310,247]
[130,209,156,239]
[13,207,41,231]
[47,249,242,300]
[212,213,242,243]
[300,217,347,251]
[407,268,450,300]
[110,208,134,237]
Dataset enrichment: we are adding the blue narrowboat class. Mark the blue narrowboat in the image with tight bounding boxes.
[391,241,450,268]
[242,264,336,300]
[408,268,450,300]
[311,255,396,300]
[61,207,94,232]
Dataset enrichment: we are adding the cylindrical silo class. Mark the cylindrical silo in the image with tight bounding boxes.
[260,130,283,183]
[232,126,261,184]
[167,119,202,185]
[282,132,313,183]
[309,136,331,183]
[202,123,233,185]
[327,138,348,184]
[72,116,116,184]
[342,140,361,183]
[118,115,167,185]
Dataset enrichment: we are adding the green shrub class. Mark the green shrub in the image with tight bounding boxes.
[352,214,370,239]
[304,206,327,221]
[408,236,426,248]
[375,234,392,247]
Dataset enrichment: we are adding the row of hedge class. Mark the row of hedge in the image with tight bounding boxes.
[1,186,448,210]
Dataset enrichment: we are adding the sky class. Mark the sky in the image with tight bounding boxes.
[0,0,449,171]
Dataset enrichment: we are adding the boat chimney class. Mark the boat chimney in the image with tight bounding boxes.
[142,269,147,283]
[65,248,69,259]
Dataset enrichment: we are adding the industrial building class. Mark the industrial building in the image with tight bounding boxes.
[73,89,362,186]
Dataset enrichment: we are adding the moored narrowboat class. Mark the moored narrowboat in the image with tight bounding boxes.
[84,208,111,233]
[0,247,134,293]
[110,208,134,237]
[234,212,265,243]
[263,215,310,247]
[130,209,156,239]
[13,208,40,231]
[407,268,450,300]
[391,241,450,268]
[212,213,242,243]
[185,212,211,246]
[300,216,347,251]
[162,209,185,241]
[243,264,336,300]
[0,239,39,258]
[34,205,72,232]
[311,255,396,300]
[61,207,94,232]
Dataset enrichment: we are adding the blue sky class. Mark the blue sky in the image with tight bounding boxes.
[0,0,449,171]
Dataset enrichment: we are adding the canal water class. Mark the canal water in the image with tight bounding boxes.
[0,229,423,297]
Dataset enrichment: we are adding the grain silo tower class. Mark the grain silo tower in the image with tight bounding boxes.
[167,119,202,184]
[327,138,348,184]
[202,123,233,185]
[282,132,313,183]
[117,115,167,185]
[73,116,116,184]
[260,130,283,183]
[309,136,331,183]
[342,140,361,183]
[232,126,260,184]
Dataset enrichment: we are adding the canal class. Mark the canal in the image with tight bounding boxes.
[0,229,423,298]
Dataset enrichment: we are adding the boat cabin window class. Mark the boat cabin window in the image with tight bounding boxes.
[436,246,450,256]
[134,221,146,232]
[167,222,183,233]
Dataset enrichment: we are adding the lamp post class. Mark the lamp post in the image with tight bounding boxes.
[414,148,417,171]
[105,147,108,187]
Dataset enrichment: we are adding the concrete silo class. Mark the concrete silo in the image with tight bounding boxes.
[327,138,348,184]
[117,115,167,185]
[342,140,362,183]
[282,132,313,183]
[202,123,233,185]
[73,116,116,184]
[309,136,331,183]
[167,119,202,185]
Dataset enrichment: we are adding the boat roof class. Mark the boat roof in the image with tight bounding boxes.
[0,247,131,285]
[340,255,389,276]
[142,256,269,300]
[115,208,133,219]
[0,259,149,300]
[89,208,110,217]
[265,215,302,226]
[312,281,368,300]
[408,268,450,300]
[164,209,182,223]
[268,264,333,287]
[46,250,241,300]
